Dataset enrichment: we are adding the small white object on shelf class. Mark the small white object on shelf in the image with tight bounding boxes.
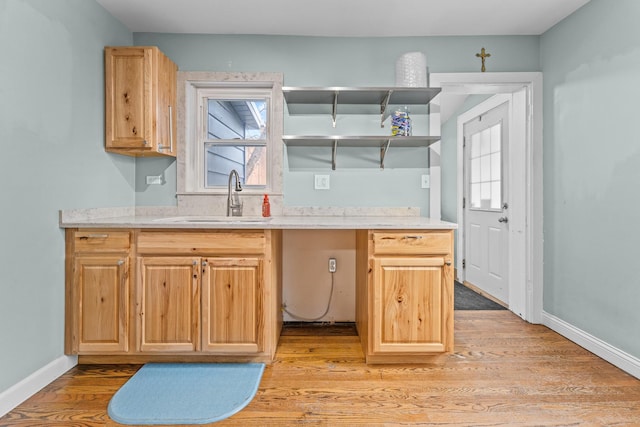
[395,52,428,87]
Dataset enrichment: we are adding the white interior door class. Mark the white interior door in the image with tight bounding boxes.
[463,102,509,304]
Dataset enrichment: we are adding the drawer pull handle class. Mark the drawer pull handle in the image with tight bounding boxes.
[403,235,423,240]
[84,234,109,239]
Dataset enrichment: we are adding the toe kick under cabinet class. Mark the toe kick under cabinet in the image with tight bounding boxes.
[65,229,282,364]
[356,229,455,364]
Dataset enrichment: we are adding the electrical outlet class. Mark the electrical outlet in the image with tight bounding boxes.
[314,174,330,190]
[421,174,430,189]
[328,258,337,273]
[146,175,162,185]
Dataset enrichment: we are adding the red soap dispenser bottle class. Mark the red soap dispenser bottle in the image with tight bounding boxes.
[262,194,271,217]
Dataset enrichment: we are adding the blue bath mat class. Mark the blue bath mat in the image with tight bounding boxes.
[108,363,264,425]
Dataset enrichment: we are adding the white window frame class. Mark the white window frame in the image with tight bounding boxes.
[177,72,283,197]
[197,88,271,190]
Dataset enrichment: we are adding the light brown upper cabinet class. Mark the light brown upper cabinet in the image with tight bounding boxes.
[104,46,177,157]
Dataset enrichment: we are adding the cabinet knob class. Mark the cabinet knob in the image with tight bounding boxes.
[445,260,452,266]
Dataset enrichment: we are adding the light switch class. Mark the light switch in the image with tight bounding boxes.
[314,174,330,190]
[421,174,430,189]
[146,175,162,185]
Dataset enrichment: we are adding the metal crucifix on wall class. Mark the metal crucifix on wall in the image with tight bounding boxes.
[476,47,491,72]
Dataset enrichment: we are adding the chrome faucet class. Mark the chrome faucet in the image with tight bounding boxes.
[227,169,243,216]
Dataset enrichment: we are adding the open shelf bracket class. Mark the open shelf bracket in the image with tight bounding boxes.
[380,90,392,128]
[380,138,392,169]
[332,139,338,170]
[332,91,339,128]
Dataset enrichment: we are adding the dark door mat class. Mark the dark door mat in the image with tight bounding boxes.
[282,322,358,336]
[455,281,507,310]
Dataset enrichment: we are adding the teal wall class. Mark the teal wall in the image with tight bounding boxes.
[5,0,639,404]
[0,0,133,393]
[541,0,640,357]
[132,33,540,210]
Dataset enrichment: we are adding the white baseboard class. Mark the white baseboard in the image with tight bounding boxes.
[0,355,78,417]
[542,311,640,379]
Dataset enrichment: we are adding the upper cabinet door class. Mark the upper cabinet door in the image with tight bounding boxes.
[105,46,177,157]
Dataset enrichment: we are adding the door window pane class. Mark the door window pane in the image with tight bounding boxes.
[471,183,481,207]
[471,133,480,157]
[480,128,491,155]
[471,158,480,183]
[491,124,501,152]
[491,181,501,209]
[491,152,501,181]
[469,122,502,210]
[480,155,491,182]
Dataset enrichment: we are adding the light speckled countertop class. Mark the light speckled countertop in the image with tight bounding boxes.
[59,207,457,230]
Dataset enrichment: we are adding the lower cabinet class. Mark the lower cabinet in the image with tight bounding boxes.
[372,257,449,354]
[356,230,454,363]
[201,258,263,353]
[65,229,281,363]
[74,255,129,353]
[66,226,452,364]
[65,230,131,355]
[138,256,200,352]
[137,256,263,354]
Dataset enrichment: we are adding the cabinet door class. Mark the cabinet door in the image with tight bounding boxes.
[105,47,153,151]
[138,257,200,352]
[156,50,177,156]
[371,257,452,354]
[74,255,128,353]
[105,46,177,157]
[201,258,263,354]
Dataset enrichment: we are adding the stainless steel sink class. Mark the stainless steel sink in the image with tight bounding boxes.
[153,216,270,224]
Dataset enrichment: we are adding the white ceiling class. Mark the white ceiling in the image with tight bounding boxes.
[96,0,590,37]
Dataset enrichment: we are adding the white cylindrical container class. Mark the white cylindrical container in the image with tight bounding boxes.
[395,52,428,87]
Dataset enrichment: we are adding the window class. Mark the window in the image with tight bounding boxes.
[469,122,502,210]
[178,73,283,197]
[201,94,269,187]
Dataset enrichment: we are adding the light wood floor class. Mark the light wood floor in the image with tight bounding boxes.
[2,311,640,426]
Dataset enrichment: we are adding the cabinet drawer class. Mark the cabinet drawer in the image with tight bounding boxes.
[372,231,452,255]
[73,230,131,252]
[137,231,266,255]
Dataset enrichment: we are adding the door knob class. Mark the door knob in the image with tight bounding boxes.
[498,216,509,223]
